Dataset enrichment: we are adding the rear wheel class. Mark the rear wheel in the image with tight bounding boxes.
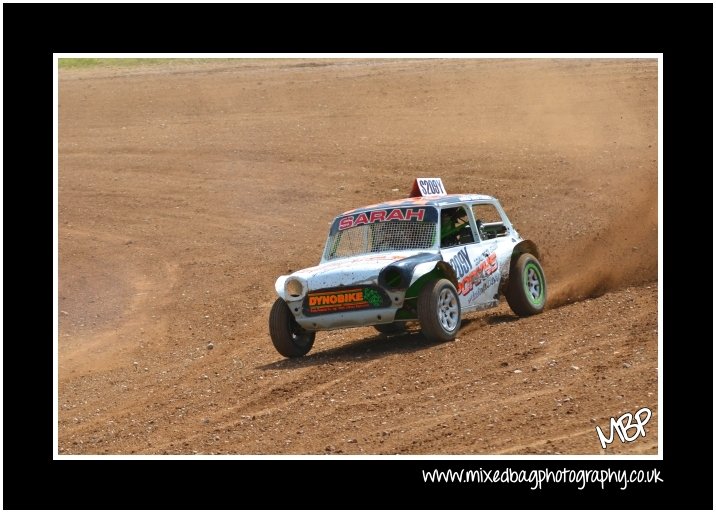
[417,278,461,342]
[505,253,547,316]
[269,298,315,357]
[373,321,407,335]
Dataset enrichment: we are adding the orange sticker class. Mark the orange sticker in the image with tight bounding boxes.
[307,289,369,313]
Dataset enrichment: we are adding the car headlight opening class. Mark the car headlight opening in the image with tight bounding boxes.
[285,278,305,299]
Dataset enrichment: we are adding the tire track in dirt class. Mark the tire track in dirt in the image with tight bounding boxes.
[60,255,180,374]
[498,411,659,455]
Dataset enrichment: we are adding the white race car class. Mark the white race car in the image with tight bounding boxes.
[269,178,547,357]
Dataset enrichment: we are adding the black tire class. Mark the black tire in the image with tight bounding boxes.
[505,253,547,317]
[417,278,461,342]
[373,321,408,335]
[269,298,315,357]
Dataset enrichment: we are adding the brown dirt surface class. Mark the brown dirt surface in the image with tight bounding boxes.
[58,58,658,455]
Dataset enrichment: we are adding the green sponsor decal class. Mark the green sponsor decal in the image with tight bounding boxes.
[363,288,383,307]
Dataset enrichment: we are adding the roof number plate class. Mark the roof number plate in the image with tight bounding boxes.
[410,178,447,197]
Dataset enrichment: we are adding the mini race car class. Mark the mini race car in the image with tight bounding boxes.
[269,178,547,357]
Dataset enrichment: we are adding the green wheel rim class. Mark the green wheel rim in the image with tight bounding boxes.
[523,262,545,306]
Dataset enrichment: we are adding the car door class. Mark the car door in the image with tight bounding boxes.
[439,203,510,311]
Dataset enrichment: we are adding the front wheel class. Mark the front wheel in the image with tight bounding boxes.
[269,298,315,357]
[505,253,547,316]
[417,278,461,342]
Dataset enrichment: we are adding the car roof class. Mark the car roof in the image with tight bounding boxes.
[338,194,496,216]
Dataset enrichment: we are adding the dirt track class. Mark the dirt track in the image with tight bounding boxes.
[58,58,658,455]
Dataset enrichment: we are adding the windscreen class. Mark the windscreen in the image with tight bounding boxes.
[323,207,438,260]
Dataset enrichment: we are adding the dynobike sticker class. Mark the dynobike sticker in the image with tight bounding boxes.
[304,287,387,315]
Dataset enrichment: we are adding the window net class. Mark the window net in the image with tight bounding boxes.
[323,221,437,260]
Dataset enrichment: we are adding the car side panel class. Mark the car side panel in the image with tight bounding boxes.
[441,238,513,312]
